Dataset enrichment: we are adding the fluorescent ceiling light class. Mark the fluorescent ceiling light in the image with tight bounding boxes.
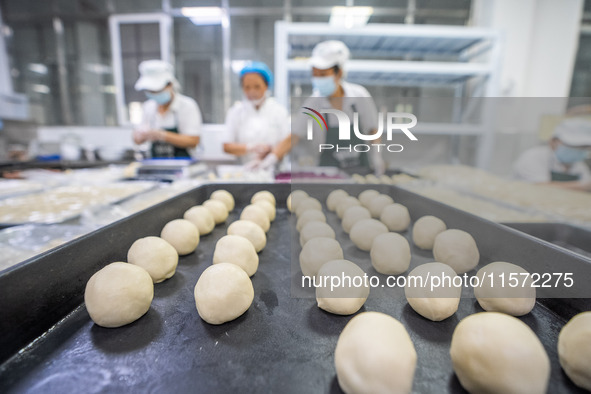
[231,60,248,74]
[330,6,373,28]
[31,84,50,94]
[181,7,224,25]
[28,63,48,75]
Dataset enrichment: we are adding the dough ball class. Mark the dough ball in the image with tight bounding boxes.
[194,263,254,325]
[296,209,326,232]
[367,194,394,219]
[379,175,393,185]
[210,189,235,211]
[380,203,411,232]
[365,174,380,184]
[288,190,309,212]
[299,237,344,277]
[433,229,480,274]
[335,312,417,394]
[251,190,276,206]
[412,215,447,250]
[336,196,361,219]
[254,199,276,221]
[404,262,461,321]
[316,259,369,315]
[327,189,349,212]
[127,236,178,283]
[295,197,322,217]
[183,205,215,236]
[203,199,229,225]
[240,204,271,232]
[227,220,267,252]
[558,312,591,391]
[160,219,200,256]
[213,235,259,277]
[342,205,371,234]
[370,233,411,275]
[474,262,536,316]
[349,219,388,251]
[300,221,336,247]
[450,312,550,394]
[84,262,153,328]
[352,174,366,184]
[358,189,380,208]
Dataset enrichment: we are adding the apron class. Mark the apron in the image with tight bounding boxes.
[150,113,190,158]
[550,171,580,182]
[319,104,369,170]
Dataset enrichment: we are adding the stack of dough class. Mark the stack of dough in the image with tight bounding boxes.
[85,262,154,328]
[203,199,229,225]
[194,263,254,325]
[433,229,479,274]
[213,235,259,277]
[450,312,550,394]
[127,236,179,283]
[404,262,461,321]
[335,312,417,394]
[412,215,446,250]
[316,259,369,315]
[183,205,215,235]
[160,219,200,255]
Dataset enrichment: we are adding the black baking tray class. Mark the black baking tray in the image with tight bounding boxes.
[0,183,590,393]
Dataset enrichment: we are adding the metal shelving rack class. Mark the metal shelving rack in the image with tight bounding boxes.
[274,22,504,168]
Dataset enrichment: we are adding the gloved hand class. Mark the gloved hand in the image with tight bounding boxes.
[370,149,386,176]
[144,129,166,142]
[246,143,272,159]
[132,129,148,145]
[243,158,262,171]
[258,153,278,170]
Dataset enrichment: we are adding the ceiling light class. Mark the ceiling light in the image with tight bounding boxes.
[330,6,373,29]
[181,7,225,25]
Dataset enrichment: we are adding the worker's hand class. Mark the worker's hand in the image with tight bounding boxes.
[258,153,278,170]
[132,129,148,145]
[243,158,262,171]
[246,144,272,160]
[144,130,167,142]
[370,149,386,176]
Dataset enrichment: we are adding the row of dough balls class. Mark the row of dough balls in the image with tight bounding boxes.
[194,190,277,325]
[84,189,237,328]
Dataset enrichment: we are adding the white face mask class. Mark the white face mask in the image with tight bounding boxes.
[244,91,267,107]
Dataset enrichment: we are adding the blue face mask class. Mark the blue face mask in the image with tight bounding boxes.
[312,76,337,97]
[145,90,172,105]
[555,144,589,164]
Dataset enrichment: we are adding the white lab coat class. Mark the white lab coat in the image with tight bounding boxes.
[513,145,591,182]
[225,97,289,163]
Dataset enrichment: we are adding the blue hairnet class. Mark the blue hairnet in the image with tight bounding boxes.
[240,61,273,87]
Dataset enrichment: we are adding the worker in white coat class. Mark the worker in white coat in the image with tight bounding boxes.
[133,60,202,158]
[513,118,591,191]
[223,61,289,169]
[291,40,386,175]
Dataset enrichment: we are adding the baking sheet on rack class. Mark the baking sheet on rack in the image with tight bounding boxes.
[0,184,589,393]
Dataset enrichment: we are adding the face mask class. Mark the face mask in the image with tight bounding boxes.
[244,92,266,107]
[312,76,337,97]
[145,90,172,105]
[555,144,589,164]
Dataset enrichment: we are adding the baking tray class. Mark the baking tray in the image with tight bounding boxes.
[0,184,590,393]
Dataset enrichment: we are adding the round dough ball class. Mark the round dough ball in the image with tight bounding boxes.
[342,205,371,234]
[194,263,254,325]
[203,199,229,225]
[412,215,446,250]
[404,262,461,321]
[251,190,276,206]
[336,196,361,219]
[365,174,380,184]
[295,197,322,217]
[327,189,349,212]
[450,312,550,394]
[213,235,259,277]
[359,189,380,208]
[84,262,153,328]
[433,229,480,274]
[288,190,309,212]
[380,203,411,232]
[316,259,369,315]
[240,204,270,232]
[254,199,276,221]
[367,194,394,219]
[474,261,536,316]
[370,233,411,275]
[183,205,215,236]
[299,237,344,277]
[127,236,178,283]
[352,174,366,184]
[296,209,327,232]
[335,311,417,394]
[300,221,336,247]
[349,219,388,251]
[160,219,200,256]
[227,220,267,252]
[558,312,591,391]
[210,189,235,211]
